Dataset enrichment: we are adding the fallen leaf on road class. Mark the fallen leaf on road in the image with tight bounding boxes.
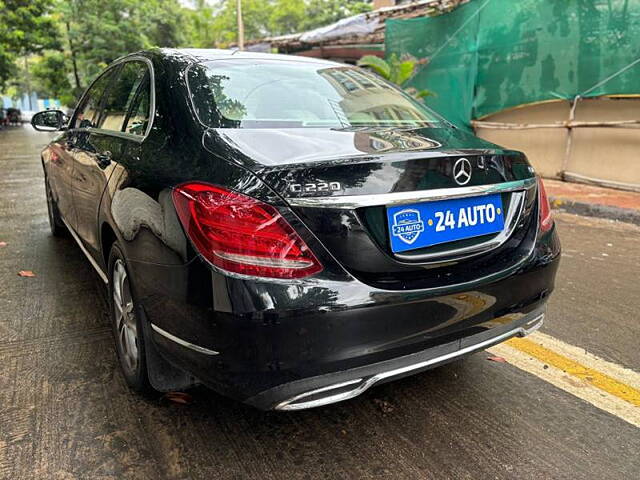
[163,391,193,405]
[0,242,7,247]
[18,270,36,277]
[487,355,507,363]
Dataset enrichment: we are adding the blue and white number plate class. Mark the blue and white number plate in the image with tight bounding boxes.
[387,193,505,253]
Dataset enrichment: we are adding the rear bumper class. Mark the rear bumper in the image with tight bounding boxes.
[132,226,560,409]
[248,306,545,410]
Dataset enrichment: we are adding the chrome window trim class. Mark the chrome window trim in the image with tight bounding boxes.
[68,55,156,141]
[150,323,220,356]
[276,312,544,411]
[77,128,148,143]
[285,177,536,209]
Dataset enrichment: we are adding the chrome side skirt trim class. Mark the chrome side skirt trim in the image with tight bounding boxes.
[61,218,109,283]
[150,323,220,356]
[285,177,536,209]
[276,313,545,411]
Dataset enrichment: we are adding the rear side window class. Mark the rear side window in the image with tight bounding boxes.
[97,61,150,132]
[123,73,151,136]
[72,69,116,129]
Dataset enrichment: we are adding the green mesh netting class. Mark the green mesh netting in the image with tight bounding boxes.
[385,0,640,129]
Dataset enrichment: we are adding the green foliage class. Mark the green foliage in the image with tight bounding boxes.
[0,0,59,88]
[357,53,433,101]
[269,0,306,36]
[356,55,391,79]
[60,0,187,81]
[2,0,374,105]
[210,0,272,46]
[199,0,373,48]
[300,0,371,31]
[394,60,415,86]
[185,0,216,48]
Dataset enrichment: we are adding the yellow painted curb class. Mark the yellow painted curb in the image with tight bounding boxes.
[505,337,640,408]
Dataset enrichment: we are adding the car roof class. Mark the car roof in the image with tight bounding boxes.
[155,48,342,67]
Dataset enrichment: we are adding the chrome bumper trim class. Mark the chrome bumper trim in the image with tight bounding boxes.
[150,323,219,356]
[276,313,544,411]
[285,177,536,209]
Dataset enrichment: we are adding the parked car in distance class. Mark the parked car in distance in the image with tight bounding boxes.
[6,107,21,125]
[31,49,560,410]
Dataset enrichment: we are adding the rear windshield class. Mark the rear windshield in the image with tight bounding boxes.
[188,59,444,129]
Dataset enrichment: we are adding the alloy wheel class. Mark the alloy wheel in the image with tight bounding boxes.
[112,259,139,374]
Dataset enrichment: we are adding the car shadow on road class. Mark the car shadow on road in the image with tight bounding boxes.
[35,237,522,477]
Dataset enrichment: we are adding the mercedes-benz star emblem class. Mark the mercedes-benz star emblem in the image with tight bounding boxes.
[453,157,472,186]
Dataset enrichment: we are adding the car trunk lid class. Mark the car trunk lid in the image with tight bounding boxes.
[204,127,538,288]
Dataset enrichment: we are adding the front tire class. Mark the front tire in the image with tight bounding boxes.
[108,243,151,392]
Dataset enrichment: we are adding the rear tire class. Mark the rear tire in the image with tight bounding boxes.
[45,177,67,237]
[108,242,151,393]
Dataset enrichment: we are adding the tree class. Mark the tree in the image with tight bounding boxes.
[185,0,217,48]
[300,0,371,31]
[202,0,373,48]
[268,0,306,36]
[23,0,188,105]
[30,51,74,105]
[59,0,187,84]
[2,0,376,105]
[0,0,59,88]
[210,0,272,46]
[357,54,433,101]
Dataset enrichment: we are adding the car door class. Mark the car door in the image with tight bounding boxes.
[71,60,152,257]
[62,68,119,233]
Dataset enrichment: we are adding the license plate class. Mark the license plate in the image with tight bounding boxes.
[386,194,505,253]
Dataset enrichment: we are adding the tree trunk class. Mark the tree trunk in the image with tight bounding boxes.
[65,20,81,91]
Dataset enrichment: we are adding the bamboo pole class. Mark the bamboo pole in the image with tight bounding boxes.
[562,96,580,180]
[472,119,640,129]
[237,0,245,51]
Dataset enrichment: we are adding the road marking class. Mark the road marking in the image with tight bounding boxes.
[488,332,640,427]
[506,336,640,406]
[522,332,640,390]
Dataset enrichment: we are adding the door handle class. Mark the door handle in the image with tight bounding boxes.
[95,151,112,168]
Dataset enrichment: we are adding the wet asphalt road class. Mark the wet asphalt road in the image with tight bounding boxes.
[1,125,639,479]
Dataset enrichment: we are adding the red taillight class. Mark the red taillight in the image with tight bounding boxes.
[537,176,553,233]
[172,182,322,279]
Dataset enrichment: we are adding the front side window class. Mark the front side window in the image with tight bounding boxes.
[72,69,117,129]
[98,61,150,132]
[188,59,444,129]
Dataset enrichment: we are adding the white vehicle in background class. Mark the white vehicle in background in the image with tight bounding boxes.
[20,111,36,124]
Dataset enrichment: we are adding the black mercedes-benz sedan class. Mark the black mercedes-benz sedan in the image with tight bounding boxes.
[31,49,560,410]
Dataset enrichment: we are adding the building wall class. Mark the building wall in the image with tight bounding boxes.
[1,94,61,112]
[373,0,398,8]
[475,98,640,191]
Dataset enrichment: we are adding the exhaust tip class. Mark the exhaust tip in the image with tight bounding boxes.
[275,378,366,411]
[519,313,545,337]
